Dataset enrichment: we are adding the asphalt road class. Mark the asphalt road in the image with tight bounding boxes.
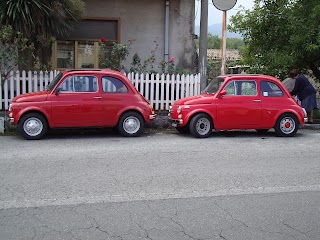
[1,128,320,240]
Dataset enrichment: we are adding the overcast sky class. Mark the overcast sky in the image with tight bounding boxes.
[195,0,255,26]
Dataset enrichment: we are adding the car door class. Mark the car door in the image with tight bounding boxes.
[100,76,130,126]
[216,80,262,128]
[49,75,103,127]
[259,80,285,126]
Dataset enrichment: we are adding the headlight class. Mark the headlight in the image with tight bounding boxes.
[177,106,181,114]
[8,103,12,112]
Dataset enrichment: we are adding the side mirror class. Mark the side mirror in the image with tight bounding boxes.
[55,87,61,95]
[218,89,227,98]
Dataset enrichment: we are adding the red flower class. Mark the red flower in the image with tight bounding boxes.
[170,57,175,62]
[100,38,106,42]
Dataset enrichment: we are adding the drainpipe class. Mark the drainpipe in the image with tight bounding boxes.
[164,0,170,73]
[199,0,208,91]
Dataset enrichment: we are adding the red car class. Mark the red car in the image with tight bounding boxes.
[169,74,307,138]
[8,69,156,140]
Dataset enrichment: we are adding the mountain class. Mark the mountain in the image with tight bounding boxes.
[195,23,242,39]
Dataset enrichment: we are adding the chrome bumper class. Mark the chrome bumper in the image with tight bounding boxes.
[169,119,183,127]
[149,114,156,120]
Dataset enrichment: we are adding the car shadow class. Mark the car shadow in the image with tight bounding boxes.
[43,127,168,139]
[212,130,304,138]
[44,128,119,139]
[170,129,304,139]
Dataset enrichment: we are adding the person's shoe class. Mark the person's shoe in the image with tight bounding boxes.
[307,121,313,124]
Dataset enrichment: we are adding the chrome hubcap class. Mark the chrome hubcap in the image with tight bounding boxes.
[280,117,295,134]
[196,118,211,135]
[123,116,140,134]
[23,117,43,136]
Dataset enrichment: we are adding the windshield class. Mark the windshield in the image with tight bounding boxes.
[46,72,63,91]
[202,77,225,94]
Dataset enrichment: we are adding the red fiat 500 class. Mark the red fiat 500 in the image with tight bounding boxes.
[169,74,307,138]
[9,69,156,140]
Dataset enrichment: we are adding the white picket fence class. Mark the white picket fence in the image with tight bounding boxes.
[0,70,201,111]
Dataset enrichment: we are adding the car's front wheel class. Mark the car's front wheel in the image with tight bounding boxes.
[189,113,213,138]
[118,111,144,137]
[18,113,48,140]
[274,113,298,137]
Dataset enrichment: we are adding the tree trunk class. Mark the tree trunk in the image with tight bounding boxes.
[309,64,320,81]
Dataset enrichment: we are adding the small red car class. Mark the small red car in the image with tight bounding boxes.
[169,74,307,138]
[9,69,156,140]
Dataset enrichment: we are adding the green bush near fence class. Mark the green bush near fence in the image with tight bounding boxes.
[314,108,320,119]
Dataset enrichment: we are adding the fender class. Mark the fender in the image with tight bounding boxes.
[16,106,51,126]
[115,105,147,124]
[273,108,305,125]
[183,106,216,127]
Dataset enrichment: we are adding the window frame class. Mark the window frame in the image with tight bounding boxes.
[51,17,120,70]
[224,80,257,96]
[59,75,99,93]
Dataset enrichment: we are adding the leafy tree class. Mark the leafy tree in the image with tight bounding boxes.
[0,25,34,88]
[195,34,244,50]
[226,38,245,50]
[229,0,320,80]
[207,34,221,49]
[0,0,85,68]
[99,40,130,72]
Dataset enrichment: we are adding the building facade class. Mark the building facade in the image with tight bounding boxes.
[51,0,198,73]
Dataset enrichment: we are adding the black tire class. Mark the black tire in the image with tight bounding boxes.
[118,111,144,137]
[175,125,190,134]
[189,113,213,138]
[255,129,270,134]
[18,113,48,140]
[274,113,298,137]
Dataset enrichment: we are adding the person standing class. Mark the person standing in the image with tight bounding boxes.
[290,69,318,124]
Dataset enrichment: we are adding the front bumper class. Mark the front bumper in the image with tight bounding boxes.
[149,114,156,120]
[168,117,183,127]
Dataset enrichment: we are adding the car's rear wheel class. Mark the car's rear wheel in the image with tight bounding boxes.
[189,113,212,138]
[18,113,48,140]
[274,113,298,137]
[118,111,144,137]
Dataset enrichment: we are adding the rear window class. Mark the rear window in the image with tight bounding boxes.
[260,81,284,97]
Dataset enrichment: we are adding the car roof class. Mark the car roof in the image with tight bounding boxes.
[218,74,265,77]
[219,74,280,81]
[62,68,126,76]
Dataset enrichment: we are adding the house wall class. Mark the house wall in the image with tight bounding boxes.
[83,0,197,73]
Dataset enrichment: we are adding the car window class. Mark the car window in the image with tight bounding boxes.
[224,80,257,96]
[102,76,128,93]
[47,72,63,91]
[260,81,284,97]
[60,75,98,92]
[203,77,225,94]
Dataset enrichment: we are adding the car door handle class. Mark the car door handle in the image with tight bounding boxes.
[93,96,102,99]
[253,100,261,102]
